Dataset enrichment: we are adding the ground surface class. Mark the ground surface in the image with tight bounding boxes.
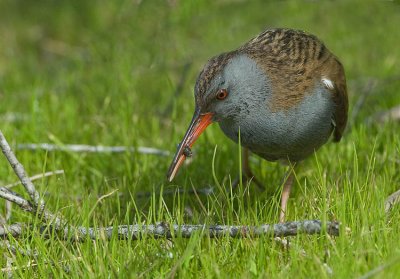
[1,0,400,277]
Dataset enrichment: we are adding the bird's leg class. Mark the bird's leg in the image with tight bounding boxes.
[232,148,264,190]
[273,164,297,250]
[279,164,297,223]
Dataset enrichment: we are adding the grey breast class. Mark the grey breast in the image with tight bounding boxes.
[218,54,335,162]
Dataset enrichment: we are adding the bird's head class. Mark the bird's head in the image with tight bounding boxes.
[167,52,268,181]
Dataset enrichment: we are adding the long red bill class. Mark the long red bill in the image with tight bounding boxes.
[167,111,213,181]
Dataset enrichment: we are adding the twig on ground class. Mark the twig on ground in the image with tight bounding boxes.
[1,170,64,222]
[0,187,68,231]
[0,131,70,232]
[0,188,34,212]
[0,220,340,241]
[17,143,170,156]
[0,133,43,207]
[385,189,400,213]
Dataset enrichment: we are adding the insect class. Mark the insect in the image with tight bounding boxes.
[183,146,192,157]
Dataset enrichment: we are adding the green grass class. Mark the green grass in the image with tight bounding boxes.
[1,0,400,277]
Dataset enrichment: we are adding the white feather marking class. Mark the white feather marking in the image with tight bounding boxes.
[322,78,334,90]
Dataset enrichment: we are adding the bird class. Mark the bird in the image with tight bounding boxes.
[166,28,348,222]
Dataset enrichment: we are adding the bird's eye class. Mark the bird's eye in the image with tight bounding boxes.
[216,89,228,100]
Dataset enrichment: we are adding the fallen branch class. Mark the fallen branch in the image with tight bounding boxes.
[0,220,339,241]
[0,188,34,212]
[1,170,64,223]
[0,131,68,231]
[0,186,67,232]
[0,134,43,207]
[17,143,170,156]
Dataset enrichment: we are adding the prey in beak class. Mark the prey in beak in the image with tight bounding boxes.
[167,110,213,181]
